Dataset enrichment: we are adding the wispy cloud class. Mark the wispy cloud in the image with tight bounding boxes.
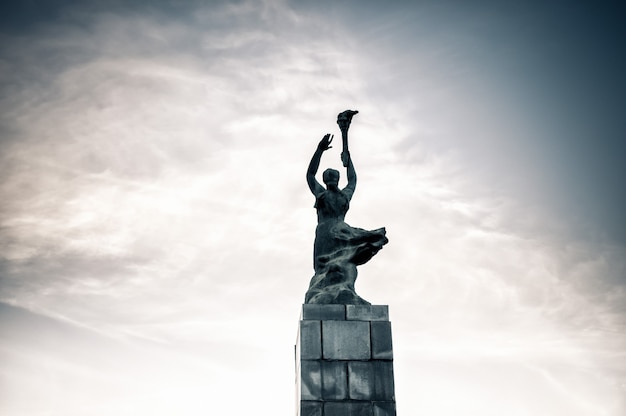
[0,1,624,415]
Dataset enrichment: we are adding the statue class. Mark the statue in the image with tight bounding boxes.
[304,110,389,305]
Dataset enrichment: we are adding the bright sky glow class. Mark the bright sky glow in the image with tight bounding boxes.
[1,1,625,415]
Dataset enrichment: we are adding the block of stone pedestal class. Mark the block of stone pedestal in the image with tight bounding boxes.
[300,401,323,416]
[322,320,370,360]
[324,401,373,416]
[348,361,371,400]
[321,361,347,400]
[348,361,395,401]
[371,361,395,400]
[302,304,346,320]
[300,320,322,359]
[373,401,396,416]
[371,321,393,360]
[301,360,322,400]
[346,304,389,321]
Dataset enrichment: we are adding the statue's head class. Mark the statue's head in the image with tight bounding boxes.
[323,168,340,189]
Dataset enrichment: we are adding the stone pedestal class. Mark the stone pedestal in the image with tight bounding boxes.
[295,304,396,416]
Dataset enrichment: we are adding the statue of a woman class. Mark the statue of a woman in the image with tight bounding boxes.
[304,111,388,305]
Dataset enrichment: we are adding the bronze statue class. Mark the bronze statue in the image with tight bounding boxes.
[305,110,388,304]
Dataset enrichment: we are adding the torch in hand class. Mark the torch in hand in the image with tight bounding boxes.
[337,109,359,167]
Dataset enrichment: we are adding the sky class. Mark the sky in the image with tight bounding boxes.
[0,0,625,415]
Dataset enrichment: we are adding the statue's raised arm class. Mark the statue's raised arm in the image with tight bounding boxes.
[342,150,356,200]
[304,110,388,305]
[306,134,333,197]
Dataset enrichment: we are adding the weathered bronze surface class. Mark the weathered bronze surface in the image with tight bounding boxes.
[304,111,388,305]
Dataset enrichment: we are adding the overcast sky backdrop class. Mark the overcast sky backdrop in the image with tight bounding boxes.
[1,1,625,415]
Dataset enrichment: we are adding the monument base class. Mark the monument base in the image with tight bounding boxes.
[295,304,396,416]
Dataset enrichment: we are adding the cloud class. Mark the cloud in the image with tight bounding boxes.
[0,1,625,415]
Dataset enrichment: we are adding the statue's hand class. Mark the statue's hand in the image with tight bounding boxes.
[317,134,333,151]
[341,150,350,166]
